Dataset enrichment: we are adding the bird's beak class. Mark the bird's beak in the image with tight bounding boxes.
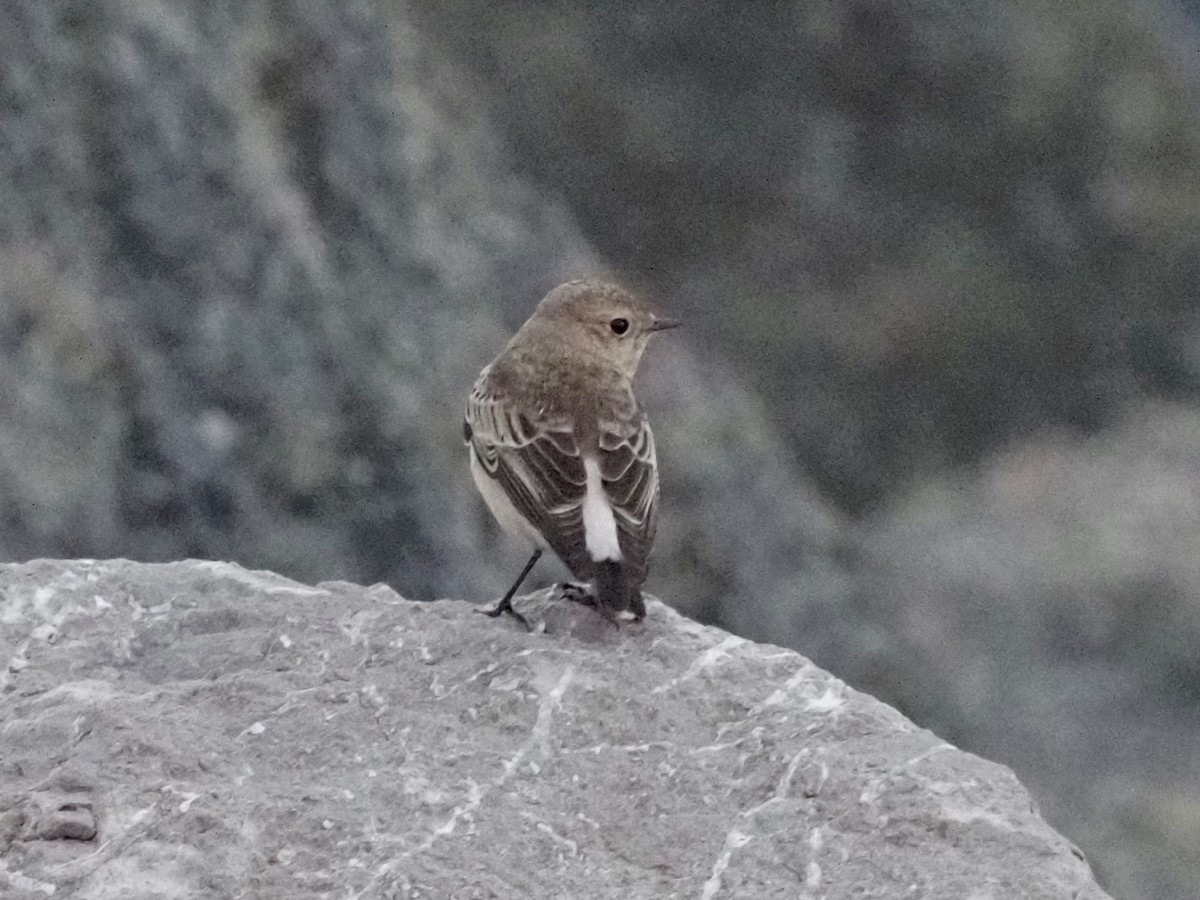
[648,317,682,332]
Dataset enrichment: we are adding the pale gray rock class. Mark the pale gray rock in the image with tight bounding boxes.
[0,559,1106,899]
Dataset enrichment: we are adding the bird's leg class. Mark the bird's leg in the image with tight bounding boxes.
[478,548,542,630]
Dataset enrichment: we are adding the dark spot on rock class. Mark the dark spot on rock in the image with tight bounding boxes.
[35,805,97,842]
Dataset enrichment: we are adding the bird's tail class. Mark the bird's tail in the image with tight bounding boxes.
[595,561,645,621]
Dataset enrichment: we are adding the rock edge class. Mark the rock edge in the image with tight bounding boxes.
[0,559,1107,899]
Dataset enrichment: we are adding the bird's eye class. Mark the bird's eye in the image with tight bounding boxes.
[610,318,630,335]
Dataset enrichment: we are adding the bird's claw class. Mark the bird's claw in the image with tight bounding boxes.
[477,596,531,631]
[554,583,622,626]
[556,581,596,606]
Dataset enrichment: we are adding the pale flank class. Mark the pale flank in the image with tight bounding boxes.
[468,444,546,550]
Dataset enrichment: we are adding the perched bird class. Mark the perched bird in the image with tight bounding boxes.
[464,278,679,626]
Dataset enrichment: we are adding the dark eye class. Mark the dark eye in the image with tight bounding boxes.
[610,318,630,335]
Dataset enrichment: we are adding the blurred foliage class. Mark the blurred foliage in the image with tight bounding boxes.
[0,0,590,595]
[0,0,840,627]
[411,0,1200,512]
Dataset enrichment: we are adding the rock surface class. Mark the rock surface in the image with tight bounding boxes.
[0,560,1106,899]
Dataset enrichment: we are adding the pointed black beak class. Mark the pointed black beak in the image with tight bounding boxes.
[648,317,682,332]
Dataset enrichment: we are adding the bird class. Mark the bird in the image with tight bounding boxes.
[464,278,679,627]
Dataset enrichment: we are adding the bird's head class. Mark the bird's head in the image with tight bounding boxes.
[530,279,680,379]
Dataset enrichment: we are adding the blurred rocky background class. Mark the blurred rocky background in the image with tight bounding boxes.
[0,1,1197,898]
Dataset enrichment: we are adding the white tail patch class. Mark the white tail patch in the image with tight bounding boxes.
[582,456,622,562]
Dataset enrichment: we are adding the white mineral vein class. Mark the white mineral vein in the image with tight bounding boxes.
[652,636,746,695]
[367,665,577,888]
[699,746,810,899]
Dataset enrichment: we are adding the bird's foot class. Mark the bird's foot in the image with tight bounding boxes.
[556,581,596,606]
[476,596,531,631]
[555,582,622,626]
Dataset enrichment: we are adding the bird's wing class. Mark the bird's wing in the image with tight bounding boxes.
[597,408,660,586]
[465,377,594,575]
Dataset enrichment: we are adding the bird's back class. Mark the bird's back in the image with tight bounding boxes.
[467,353,660,614]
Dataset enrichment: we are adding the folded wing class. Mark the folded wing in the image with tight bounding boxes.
[466,378,593,577]
[598,411,659,592]
[466,373,660,599]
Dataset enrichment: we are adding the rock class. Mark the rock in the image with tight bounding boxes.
[859,400,1200,900]
[31,803,98,843]
[0,808,25,853]
[0,559,1107,898]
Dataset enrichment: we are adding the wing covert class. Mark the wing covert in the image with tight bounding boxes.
[466,378,598,578]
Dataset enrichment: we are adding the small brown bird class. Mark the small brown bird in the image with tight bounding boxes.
[464,278,678,625]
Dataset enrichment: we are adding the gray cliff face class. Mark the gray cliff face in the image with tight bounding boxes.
[0,0,840,641]
[0,559,1106,899]
[410,0,1200,514]
[0,0,593,595]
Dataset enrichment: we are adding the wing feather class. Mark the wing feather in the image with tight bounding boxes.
[466,376,595,577]
[598,412,659,589]
[465,369,660,593]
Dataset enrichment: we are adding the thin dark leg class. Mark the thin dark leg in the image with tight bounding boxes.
[478,548,542,629]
